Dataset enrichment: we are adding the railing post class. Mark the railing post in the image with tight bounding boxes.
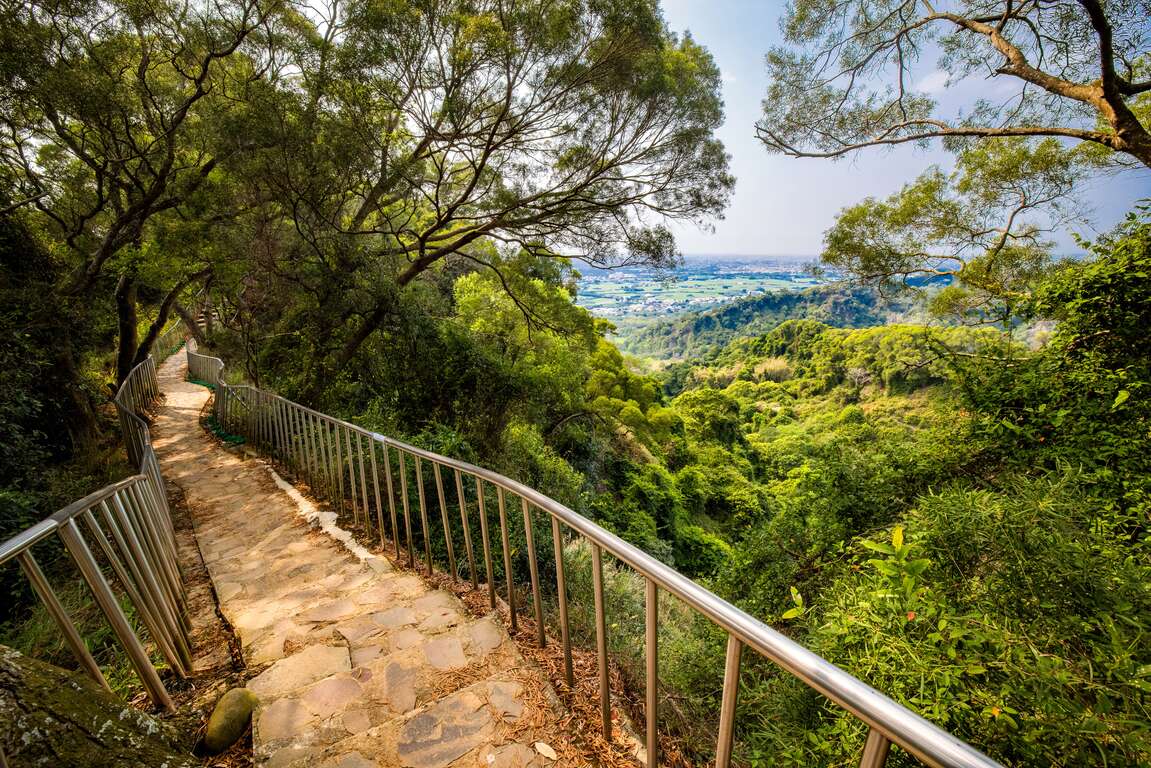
[551,516,574,688]
[16,550,108,690]
[415,457,433,574]
[357,432,371,536]
[455,470,479,589]
[715,634,742,768]
[645,578,659,768]
[860,728,892,768]
[433,463,458,581]
[475,477,496,609]
[522,498,546,648]
[398,451,415,566]
[371,439,387,550]
[496,487,517,631]
[382,443,400,559]
[57,519,174,712]
[592,543,610,740]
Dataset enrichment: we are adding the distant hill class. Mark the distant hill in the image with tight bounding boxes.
[611,284,901,360]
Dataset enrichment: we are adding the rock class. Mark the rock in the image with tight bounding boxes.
[248,643,351,698]
[203,687,259,754]
[397,690,493,768]
[0,644,198,768]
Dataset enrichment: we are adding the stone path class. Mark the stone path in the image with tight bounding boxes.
[151,353,570,768]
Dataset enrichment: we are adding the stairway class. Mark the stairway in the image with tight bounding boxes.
[150,353,567,768]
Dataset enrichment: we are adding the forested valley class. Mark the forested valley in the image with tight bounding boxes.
[2,0,1150,766]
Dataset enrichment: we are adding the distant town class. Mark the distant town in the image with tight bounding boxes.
[575,256,829,317]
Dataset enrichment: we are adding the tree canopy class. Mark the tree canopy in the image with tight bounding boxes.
[758,0,1151,167]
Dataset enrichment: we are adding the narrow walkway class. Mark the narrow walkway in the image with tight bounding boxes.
[151,353,566,768]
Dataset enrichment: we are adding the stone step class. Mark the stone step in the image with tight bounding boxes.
[264,672,556,768]
[251,613,524,766]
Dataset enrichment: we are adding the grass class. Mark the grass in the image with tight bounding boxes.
[0,579,154,702]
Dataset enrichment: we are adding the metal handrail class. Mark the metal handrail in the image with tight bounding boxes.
[187,340,1002,768]
[0,334,192,712]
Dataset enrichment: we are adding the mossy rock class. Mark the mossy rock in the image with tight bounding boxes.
[0,644,197,768]
[202,687,259,755]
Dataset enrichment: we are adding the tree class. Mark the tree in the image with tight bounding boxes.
[245,0,733,396]
[822,138,1084,323]
[0,0,279,383]
[758,0,1151,168]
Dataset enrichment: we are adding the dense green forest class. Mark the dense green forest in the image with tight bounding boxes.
[2,0,1150,766]
[611,283,906,360]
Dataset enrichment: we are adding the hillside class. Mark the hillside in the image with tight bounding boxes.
[611,284,904,360]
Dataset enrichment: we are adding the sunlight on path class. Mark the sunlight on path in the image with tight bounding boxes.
[151,353,567,768]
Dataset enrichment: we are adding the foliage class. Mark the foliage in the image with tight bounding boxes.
[758,0,1151,167]
[823,139,1087,324]
[616,283,895,362]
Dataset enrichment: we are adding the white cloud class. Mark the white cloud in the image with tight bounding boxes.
[915,69,950,94]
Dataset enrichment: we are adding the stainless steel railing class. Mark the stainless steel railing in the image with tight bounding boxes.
[0,340,192,712]
[155,319,188,360]
[186,340,1002,768]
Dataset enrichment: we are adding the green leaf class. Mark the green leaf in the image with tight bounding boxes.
[1112,389,1130,409]
[862,540,896,555]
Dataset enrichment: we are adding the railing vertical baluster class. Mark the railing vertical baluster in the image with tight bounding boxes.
[320,416,336,500]
[521,498,546,648]
[454,470,479,589]
[320,417,332,501]
[56,518,175,712]
[397,451,415,566]
[550,516,573,688]
[16,550,108,690]
[343,425,358,525]
[646,578,658,768]
[497,487,517,631]
[592,543,610,740]
[338,426,352,522]
[715,635,743,768]
[280,400,291,466]
[357,432,371,537]
[475,478,496,609]
[415,457,432,574]
[108,491,176,613]
[123,483,182,618]
[270,398,282,461]
[301,408,316,488]
[335,423,347,516]
[433,463,457,581]
[382,443,400,559]
[81,508,184,677]
[370,438,386,549]
[315,412,328,491]
[279,400,292,469]
[299,409,311,486]
[280,402,294,474]
[859,729,892,768]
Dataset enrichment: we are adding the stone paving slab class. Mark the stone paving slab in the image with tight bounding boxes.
[150,353,572,768]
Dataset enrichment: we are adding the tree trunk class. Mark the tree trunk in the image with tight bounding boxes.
[172,301,207,346]
[114,274,139,386]
[0,645,198,768]
[50,336,101,456]
[132,269,211,369]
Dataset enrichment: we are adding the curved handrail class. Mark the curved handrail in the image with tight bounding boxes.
[187,341,1001,768]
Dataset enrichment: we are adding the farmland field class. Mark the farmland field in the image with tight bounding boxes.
[575,256,824,318]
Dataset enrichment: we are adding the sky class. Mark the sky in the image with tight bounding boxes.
[658,0,1151,257]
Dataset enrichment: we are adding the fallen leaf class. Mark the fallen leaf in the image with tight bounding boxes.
[534,742,558,760]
